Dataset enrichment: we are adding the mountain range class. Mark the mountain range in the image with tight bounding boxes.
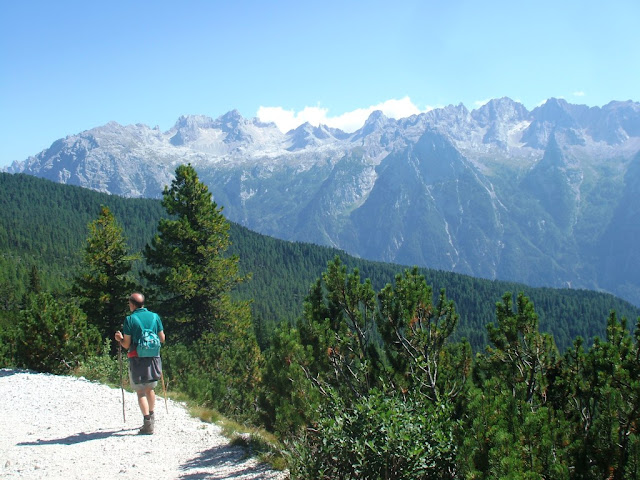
[7,97,640,306]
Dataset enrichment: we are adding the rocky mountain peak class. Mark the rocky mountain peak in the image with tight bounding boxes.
[352,110,394,141]
[531,98,579,126]
[472,97,529,125]
[589,100,640,143]
[215,110,245,128]
[172,114,216,130]
[286,122,335,151]
[522,98,585,148]
[213,110,263,145]
[470,98,531,148]
[169,115,217,146]
[365,110,388,124]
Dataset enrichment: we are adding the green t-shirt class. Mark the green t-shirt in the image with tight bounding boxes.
[123,308,164,355]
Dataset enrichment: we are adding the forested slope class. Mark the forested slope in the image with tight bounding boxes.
[1,172,638,351]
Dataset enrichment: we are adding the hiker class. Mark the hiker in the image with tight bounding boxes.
[114,292,165,434]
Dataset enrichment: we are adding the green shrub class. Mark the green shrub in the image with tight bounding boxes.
[161,327,262,423]
[288,388,458,479]
[161,342,212,404]
[15,292,101,374]
[75,338,120,385]
[258,324,322,438]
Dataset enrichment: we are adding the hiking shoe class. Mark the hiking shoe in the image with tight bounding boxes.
[138,417,154,435]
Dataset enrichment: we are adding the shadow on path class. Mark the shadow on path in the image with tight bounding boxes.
[17,427,139,446]
[0,368,29,378]
[178,444,275,479]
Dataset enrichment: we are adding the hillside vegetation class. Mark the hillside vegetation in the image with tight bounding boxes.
[1,172,637,351]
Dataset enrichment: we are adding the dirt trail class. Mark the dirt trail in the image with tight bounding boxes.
[0,369,288,479]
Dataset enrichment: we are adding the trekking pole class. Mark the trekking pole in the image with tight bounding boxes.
[160,370,168,414]
[118,343,126,423]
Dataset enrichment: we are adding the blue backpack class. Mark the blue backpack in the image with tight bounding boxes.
[130,311,162,357]
[137,327,161,357]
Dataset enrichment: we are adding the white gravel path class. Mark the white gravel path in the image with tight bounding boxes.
[0,369,289,480]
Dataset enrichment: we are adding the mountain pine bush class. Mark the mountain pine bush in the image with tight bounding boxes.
[15,292,101,374]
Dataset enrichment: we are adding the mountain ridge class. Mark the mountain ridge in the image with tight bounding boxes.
[7,97,640,306]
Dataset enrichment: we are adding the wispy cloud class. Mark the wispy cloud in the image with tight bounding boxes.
[573,91,586,97]
[257,97,430,133]
[474,99,492,108]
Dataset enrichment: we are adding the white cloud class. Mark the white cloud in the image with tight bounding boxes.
[257,97,429,133]
[256,105,330,133]
[474,98,492,108]
[573,91,586,97]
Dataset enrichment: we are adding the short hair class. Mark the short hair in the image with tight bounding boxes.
[129,293,145,309]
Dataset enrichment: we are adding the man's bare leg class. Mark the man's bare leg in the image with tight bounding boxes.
[136,388,154,416]
[137,387,156,434]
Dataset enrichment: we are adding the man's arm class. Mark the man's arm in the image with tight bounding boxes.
[158,331,166,343]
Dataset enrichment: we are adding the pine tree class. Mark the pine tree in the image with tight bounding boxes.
[145,164,261,418]
[561,313,640,479]
[296,256,380,403]
[73,206,138,342]
[462,292,568,478]
[28,265,42,294]
[258,322,320,436]
[378,267,471,404]
[145,164,247,341]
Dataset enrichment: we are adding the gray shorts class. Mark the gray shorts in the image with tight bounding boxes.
[128,356,162,391]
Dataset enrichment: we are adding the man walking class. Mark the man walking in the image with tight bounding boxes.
[115,292,165,435]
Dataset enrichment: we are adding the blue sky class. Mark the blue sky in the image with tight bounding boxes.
[1,0,638,167]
